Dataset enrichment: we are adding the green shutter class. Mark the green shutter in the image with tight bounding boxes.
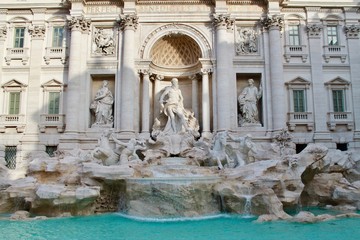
[48,92,60,114]
[9,92,20,114]
[293,90,305,112]
[333,90,345,112]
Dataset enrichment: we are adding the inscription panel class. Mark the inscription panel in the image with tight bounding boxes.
[86,5,121,14]
[137,5,212,13]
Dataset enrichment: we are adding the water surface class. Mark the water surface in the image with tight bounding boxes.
[0,213,359,240]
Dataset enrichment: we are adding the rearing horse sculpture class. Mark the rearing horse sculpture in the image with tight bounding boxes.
[208,132,232,170]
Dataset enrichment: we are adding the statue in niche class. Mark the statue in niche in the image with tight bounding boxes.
[90,80,114,127]
[93,28,115,55]
[152,78,199,139]
[235,28,258,55]
[238,79,262,126]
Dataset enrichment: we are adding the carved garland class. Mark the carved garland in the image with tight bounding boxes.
[306,24,323,37]
[0,26,7,40]
[139,23,211,59]
[28,25,46,39]
[344,25,360,39]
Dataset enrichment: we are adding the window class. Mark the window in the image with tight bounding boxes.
[48,92,60,114]
[5,146,17,169]
[288,25,300,46]
[332,89,345,112]
[327,26,338,45]
[293,90,306,112]
[9,92,20,114]
[52,26,64,47]
[14,27,25,48]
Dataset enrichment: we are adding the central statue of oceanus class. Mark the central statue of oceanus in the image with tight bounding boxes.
[152,78,199,139]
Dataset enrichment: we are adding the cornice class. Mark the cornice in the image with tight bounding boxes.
[136,0,213,4]
[84,0,123,5]
[227,0,266,4]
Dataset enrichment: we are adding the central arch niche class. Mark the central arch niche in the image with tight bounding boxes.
[150,34,202,69]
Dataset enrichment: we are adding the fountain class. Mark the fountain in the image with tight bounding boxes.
[0,79,360,223]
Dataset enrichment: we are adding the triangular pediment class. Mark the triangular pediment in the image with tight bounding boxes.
[285,77,311,86]
[2,79,27,88]
[325,77,350,86]
[41,79,63,87]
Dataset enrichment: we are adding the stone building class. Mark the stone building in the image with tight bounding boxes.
[0,0,360,170]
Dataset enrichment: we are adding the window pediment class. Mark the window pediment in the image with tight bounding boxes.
[41,79,65,91]
[2,79,27,91]
[286,77,310,88]
[325,77,350,87]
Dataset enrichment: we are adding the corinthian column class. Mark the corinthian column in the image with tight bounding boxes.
[261,15,286,131]
[139,69,151,135]
[213,13,234,131]
[66,16,91,133]
[118,14,138,134]
[201,68,212,137]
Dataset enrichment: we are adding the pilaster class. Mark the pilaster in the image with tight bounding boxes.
[306,22,331,143]
[345,24,360,145]
[190,74,199,120]
[261,14,286,132]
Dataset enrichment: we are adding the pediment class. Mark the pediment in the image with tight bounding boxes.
[325,77,350,86]
[42,79,64,87]
[285,77,311,87]
[2,79,27,89]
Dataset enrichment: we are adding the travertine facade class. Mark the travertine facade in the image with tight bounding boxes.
[1,0,360,169]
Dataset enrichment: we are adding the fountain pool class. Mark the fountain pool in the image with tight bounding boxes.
[0,213,359,240]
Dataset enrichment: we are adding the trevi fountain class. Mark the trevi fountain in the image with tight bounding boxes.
[1,77,359,226]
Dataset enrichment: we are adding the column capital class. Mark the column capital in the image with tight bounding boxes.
[260,14,283,31]
[0,25,7,40]
[152,74,164,81]
[306,24,323,38]
[344,24,360,39]
[138,68,151,76]
[68,16,91,33]
[212,13,234,30]
[201,68,213,75]
[28,25,46,39]
[118,14,138,31]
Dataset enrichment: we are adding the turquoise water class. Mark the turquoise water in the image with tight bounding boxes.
[0,213,359,240]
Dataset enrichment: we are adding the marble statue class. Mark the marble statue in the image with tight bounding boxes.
[92,130,119,166]
[111,134,146,164]
[228,133,257,164]
[238,79,262,126]
[90,80,114,127]
[152,78,199,138]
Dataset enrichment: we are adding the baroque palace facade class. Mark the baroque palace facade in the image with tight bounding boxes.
[0,0,360,169]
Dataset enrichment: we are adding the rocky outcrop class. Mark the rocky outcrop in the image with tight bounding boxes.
[0,142,360,220]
